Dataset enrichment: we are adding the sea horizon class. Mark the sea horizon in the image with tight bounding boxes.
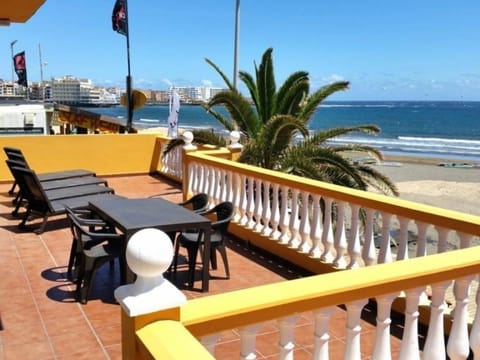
[87,100,480,163]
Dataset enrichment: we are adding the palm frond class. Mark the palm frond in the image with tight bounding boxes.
[200,103,236,132]
[208,91,259,137]
[276,71,309,115]
[301,81,350,120]
[205,57,235,91]
[256,47,276,124]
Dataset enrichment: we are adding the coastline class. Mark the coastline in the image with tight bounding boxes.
[375,154,480,216]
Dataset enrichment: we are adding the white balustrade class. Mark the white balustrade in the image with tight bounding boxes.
[333,201,348,268]
[347,204,361,269]
[447,277,474,359]
[298,191,311,253]
[177,154,480,360]
[278,315,299,360]
[372,293,398,360]
[240,324,261,360]
[309,193,323,258]
[423,281,451,360]
[320,197,335,263]
[398,287,424,360]
[313,307,335,360]
[344,299,368,360]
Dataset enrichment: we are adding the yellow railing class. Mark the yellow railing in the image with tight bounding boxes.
[133,246,480,359]
[2,132,479,358]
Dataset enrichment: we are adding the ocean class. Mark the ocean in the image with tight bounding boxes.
[88,101,480,162]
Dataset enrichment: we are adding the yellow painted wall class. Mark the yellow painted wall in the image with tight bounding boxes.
[0,133,167,182]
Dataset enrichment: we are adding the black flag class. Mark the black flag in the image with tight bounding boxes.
[13,51,28,87]
[112,0,128,36]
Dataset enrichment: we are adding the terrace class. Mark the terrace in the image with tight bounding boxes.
[0,131,479,359]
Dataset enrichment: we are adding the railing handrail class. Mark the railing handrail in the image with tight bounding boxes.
[180,245,480,337]
[186,150,480,234]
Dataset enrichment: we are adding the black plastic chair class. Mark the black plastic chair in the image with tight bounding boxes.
[165,193,209,241]
[66,207,124,304]
[173,201,234,287]
[177,193,209,213]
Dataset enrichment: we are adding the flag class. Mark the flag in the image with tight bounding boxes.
[112,0,128,35]
[167,90,180,138]
[13,51,27,87]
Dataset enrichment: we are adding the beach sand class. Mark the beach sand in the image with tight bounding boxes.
[375,155,480,216]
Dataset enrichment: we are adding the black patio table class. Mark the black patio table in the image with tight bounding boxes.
[89,197,212,292]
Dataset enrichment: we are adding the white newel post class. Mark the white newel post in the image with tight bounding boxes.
[114,228,187,359]
[182,131,197,198]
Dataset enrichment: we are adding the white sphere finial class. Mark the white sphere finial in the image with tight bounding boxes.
[115,228,186,317]
[126,228,173,278]
[229,130,243,149]
[182,131,197,150]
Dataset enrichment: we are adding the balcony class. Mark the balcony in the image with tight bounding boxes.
[0,131,479,359]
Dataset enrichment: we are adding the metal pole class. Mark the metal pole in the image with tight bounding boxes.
[39,44,44,100]
[10,40,17,95]
[233,0,240,90]
[124,0,133,133]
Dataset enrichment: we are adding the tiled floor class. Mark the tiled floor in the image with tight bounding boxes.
[0,174,402,359]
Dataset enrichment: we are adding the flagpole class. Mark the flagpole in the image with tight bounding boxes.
[233,0,240,90]
[124,0,133,133]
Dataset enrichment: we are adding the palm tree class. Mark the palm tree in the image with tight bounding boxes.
[165,47,398,196]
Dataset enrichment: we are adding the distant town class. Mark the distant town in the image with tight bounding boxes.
[0,75,227,106]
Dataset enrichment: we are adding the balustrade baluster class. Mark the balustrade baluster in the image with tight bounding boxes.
[278,315,299,360]
[207,166,215,203]
[320,197,335,263]
[238,174,248,225]
[344,299,368,360]
[395,217,410,260]
[246,176,256,228]
[253,178,263,232]
[469,276,480,358]
[447,276,474,360]
[415,222,429,257]
[362,208,376,266]
[218,169,226,203]
[423,281,451,360]
[298,191,311,253]
[212,168,221,204]
[437,227,451,253]
[198,165,207,195]
[269,183,281,239]
[347,204,361,269]
[333,201,347,268]
[372,293,398,360]
[231,172,240,221]
[309,193,322,258]
[398,287,423,360]
[278,186,290,244]
[378,212,393,264]
[261,181,272,236]
[201,333,220,356]
[313,307,335,360]
[239,324,261,360]
[288,189,300,248]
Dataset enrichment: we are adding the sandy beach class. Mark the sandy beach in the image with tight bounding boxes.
[375,155,480,216]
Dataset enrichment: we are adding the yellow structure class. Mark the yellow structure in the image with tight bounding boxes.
[0,0,46,25]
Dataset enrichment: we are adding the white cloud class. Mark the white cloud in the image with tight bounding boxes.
[162,78,173,86]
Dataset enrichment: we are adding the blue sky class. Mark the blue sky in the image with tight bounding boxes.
[1,0,479,101]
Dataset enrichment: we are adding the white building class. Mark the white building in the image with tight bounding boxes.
[51,76,119,106]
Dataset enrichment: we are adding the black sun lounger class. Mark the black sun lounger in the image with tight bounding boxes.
[11,166,121,234]
[4,147,96,195]
[6,159,110,216]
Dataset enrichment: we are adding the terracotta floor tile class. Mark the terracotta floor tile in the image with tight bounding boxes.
[0,175,415,359]
[2,340,54,360]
